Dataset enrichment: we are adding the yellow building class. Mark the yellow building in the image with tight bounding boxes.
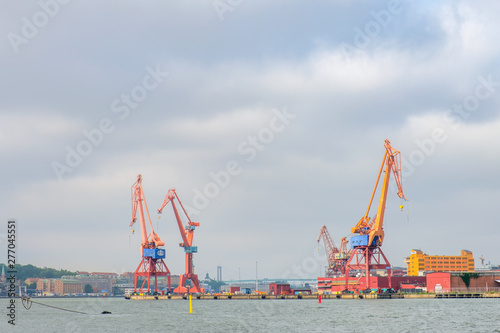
[405,249,474,276]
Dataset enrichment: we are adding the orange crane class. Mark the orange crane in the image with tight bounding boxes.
[158,189,204,294]
[317,226,349,276]
[344,139,407,292]
[129,175,171,294]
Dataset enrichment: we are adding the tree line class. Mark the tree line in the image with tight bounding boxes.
[0,263,77,282]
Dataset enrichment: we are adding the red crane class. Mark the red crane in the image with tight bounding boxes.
[343,139,407,292]
[317,226,350,277]
[158,189,204,294]
[129,175,171,294]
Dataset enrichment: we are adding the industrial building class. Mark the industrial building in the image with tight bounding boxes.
[318,276,426,294]
[426,272,500,292]
[405,249,475,276]
[269,283,293,295]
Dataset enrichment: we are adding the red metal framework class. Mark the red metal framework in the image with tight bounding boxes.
[134,257,171,294]
[129,175,171,294]
[343,246,392,292]
[158,189,204,294]
[317,226,349,277]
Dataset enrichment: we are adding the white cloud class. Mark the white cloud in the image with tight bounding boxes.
[0,111,82,153]
[1,0,500,277]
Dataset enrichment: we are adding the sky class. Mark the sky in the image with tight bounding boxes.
[1,0,499,281]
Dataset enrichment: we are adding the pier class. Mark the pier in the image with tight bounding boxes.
[125,292,500,300]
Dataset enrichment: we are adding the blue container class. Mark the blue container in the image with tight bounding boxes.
[153,248,166,259]
[184,246,198,253]
[143,249,155,257]
[350,235,378,248]
[143,248,166,259]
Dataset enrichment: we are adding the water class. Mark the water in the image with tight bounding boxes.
[1,297,499,332]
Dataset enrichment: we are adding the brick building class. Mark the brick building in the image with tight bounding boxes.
[37,279,56,294]
[269,283,292,295]
[54,279,83,294]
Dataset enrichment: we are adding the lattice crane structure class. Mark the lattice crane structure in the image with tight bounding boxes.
[129,174,171,294]
[317,226,350,277]
[158,189,204,294]
[344,139,407,292]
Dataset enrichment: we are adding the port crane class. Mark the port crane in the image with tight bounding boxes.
[344,139,407,292]
[129,175,171,294]
[317,226,349,277]
[158,189,204,294]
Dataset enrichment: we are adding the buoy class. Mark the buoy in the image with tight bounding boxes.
[189,294,193,314]
[318,294,322,304]
[400,205,404,211]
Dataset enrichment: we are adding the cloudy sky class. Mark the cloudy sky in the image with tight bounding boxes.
[1,1,499,281]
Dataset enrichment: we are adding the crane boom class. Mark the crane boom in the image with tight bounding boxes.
[130,174,164,248]
[157,189,197,248]
[317,226,350,277]
[317,226,339,268]
[350,139,407,247]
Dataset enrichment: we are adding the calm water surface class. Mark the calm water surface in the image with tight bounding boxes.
[1,297,499,332]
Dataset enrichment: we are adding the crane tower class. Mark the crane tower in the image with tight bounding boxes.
[158,189,204,294]
[344,139,407,292]
[129,175,171,294]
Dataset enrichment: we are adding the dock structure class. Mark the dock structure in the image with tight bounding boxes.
[125,292,500,300]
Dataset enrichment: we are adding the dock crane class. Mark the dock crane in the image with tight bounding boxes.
[344,139,407,292]
[317,226,350,277]
[158,189,204,294]
[129,175,171,294]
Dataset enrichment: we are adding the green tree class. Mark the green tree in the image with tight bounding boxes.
[1,263,77,281]
[84,284,93,293]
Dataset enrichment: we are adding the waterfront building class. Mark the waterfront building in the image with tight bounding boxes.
[405,249,475,276]
[37,279,56,294]
[54,279,83,294]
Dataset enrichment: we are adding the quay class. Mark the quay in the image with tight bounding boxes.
[126,292,500,300]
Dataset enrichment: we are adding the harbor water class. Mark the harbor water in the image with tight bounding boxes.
[1,297,499,332]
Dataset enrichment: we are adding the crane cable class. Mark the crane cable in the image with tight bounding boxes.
[21,296,88,315]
